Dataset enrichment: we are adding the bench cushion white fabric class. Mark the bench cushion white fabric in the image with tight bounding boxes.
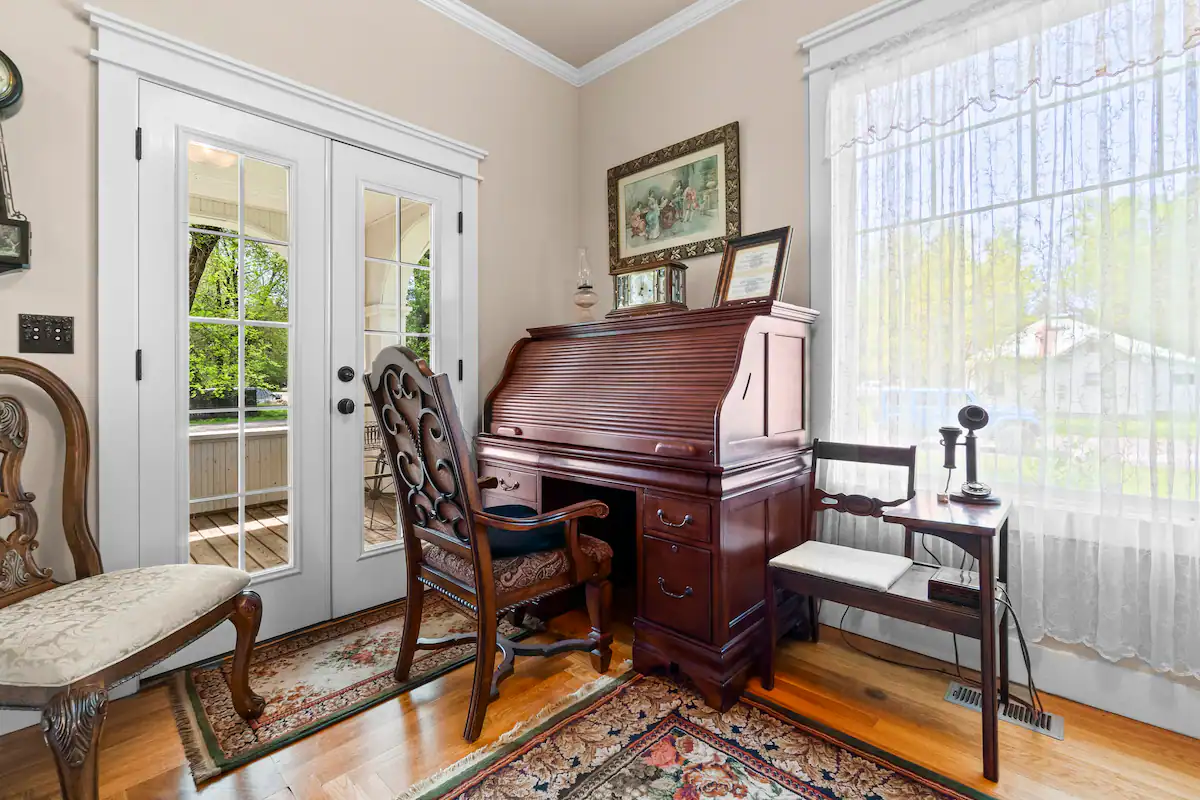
[769,540,913,592]
[0,564,250,688]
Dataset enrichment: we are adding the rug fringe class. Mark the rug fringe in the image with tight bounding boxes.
[393,661,633,800]
[164,671,220,784]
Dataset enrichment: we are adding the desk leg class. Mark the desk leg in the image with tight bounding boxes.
[979,543,999,782]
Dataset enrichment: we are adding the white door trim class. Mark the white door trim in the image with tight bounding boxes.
[94,6,484,579]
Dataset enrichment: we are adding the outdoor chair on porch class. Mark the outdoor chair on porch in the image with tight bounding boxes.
[0,357,266,800]
[364,345,614,742]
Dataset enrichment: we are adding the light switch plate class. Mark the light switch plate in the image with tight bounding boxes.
[19,314,74,354]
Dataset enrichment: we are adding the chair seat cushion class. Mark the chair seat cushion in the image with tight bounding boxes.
[0,564,250,688]
[422,535,613,594]
[483,504,566,558]
[769,541,913,592]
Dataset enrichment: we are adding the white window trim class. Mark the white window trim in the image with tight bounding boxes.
[800,0,966,441]
[92,6,485,573]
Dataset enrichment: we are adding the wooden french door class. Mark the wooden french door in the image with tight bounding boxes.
[137,81,331,660]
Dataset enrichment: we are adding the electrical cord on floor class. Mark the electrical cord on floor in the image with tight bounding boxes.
[998,586,1044,714]
[837,606,981,687]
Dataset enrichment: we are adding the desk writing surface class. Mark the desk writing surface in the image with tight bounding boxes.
[882,492,1010,536]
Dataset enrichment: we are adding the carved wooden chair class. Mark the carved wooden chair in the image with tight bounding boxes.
[763,440,917,680]
[0,357,266,800]
[364,346,614,742]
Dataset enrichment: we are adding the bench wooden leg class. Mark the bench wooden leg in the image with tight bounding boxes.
[761,576,778,691]
[42,686,108,800]
[979,546,999,782]
[808,596,820,643]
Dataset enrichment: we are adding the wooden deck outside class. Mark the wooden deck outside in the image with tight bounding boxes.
[188,495,400,572]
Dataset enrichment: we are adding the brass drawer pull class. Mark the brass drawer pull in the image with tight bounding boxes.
[657,509,693,528]
[498,478,520,491]
[658,577,693,599]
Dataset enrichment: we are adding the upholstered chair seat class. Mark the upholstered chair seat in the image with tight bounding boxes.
[421,535,613,595]
[0,564,250,688]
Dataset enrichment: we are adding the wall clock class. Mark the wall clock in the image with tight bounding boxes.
[0,49,23,116]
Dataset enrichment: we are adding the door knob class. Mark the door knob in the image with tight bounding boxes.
[337,366,355,382]
[337,398,355,414]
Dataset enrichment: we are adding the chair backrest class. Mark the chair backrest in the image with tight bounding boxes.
[0,357,102,610]
[363,346,483,558]
[808,439,918,551]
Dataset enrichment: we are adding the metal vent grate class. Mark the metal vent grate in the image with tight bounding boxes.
[944,681,1065,740]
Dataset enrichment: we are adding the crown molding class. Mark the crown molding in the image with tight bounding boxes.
[576,0,747,85]
[416,0,747,87]
[413,0,584,85]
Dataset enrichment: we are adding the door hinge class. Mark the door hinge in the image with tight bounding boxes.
[135,127,142,161]
[458,359,463,381]
[135,349,143,380]
[457,211,463,234]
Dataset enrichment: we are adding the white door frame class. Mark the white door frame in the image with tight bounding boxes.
[93,5,483,583]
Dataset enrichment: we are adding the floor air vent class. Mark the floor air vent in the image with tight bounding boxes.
[944,681,1065,740]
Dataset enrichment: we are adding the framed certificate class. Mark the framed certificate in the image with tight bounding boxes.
[712,227,791,307]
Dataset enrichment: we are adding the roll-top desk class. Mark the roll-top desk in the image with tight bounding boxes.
[477,301,817,710]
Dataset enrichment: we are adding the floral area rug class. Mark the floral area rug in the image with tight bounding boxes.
[399,672,997,800]
[163,595,525,784]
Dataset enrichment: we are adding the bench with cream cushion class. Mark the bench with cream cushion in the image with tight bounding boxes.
[0,357,268,800]
[769,540,913,593]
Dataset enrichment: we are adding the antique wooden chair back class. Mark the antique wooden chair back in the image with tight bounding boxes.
[808,439,918,557]
[0,357,102,609]
[362,346,485,568]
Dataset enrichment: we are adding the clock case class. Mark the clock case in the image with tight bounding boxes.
[607,259,688,319]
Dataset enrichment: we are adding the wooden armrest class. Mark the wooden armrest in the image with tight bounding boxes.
[475,500,609,530]
[478,476,499,490]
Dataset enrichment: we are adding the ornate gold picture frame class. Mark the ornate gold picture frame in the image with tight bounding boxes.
[607,122,740,273]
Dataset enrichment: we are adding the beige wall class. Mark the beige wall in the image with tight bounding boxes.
[578,0,874,314]
[0,0,579,581]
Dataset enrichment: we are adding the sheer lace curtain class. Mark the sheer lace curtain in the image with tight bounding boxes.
[822,0,1200,676]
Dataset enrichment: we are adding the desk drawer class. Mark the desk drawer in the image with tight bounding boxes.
[641,535,712,643]
[643,492,711,543]
[478,463,537,505]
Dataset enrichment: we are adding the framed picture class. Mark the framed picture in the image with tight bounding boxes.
[712,226,792,307]
[607,122,740,272]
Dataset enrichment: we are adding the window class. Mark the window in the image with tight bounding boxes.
[807,0,1200,677]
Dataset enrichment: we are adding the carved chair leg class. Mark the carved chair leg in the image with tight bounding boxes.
[463,608,499,742]
[586,578,613,674]
[395,579,425,682]
[41,686,108,800]
[230,591,267,720]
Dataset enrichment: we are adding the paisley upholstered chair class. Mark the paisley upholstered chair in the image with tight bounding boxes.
[364,346,614,742]
[0,357,266,800]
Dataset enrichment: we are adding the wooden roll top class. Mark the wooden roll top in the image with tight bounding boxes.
[483,302,818,466]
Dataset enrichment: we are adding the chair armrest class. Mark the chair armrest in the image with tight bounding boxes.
[478,476,499,490]
[475,500,609,531]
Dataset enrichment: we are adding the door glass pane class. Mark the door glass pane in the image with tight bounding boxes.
[245,242,289,322]
[405,335,431,363]
[364,260,398,330]
[244,501,291,575]
[188,234,238,319]
[402,264,430,334]
[399,199,431,264]
[364,190,397,260]
[187,143,239,234]
[244,158,289,243]
[186,139,293,575]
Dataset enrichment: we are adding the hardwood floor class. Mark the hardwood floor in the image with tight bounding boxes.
[1,614,1195,799]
